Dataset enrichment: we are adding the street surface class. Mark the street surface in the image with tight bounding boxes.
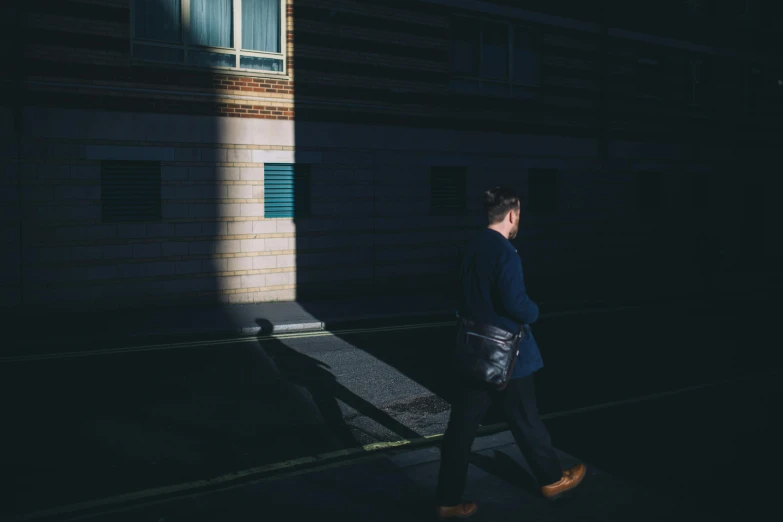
[2,296,781,518]
[83,374,783,522]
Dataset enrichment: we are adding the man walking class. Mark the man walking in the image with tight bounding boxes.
[435,186,586,519]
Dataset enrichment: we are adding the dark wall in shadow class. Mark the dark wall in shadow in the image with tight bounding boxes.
[1,3,23,309]
[8,0,781,329]
[288,0,783,447]
[290,0,783,307]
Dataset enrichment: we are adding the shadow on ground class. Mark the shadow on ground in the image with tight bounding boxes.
[255,318,422,445]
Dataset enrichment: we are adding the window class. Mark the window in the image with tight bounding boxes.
[740,178,766,266]
[264,164,310,218]
[449,17,539,97]
[638,171,664,213]
[527,169,558,215]
[131,0,285,73]
[686,0,715,17]
[744,0,762,17]
[101,161,162,223]
[745,63,781,111]
[689,173,709,210]
[689,57,712,106]
[430,167,466,215]
[636,52,665,101]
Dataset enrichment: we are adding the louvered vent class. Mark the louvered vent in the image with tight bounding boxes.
[431,167,466,215]
[101,160,161,223]
[264,163,311,218]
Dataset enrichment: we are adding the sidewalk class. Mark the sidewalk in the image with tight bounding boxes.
[56,430,679,522]
[8,332,780,522]
[31,371,781,522]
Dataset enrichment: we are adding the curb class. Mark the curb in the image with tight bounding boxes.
[2,309,457,356]
[128,310,457,339]
[5,290,772,353]
[13,423,508,522]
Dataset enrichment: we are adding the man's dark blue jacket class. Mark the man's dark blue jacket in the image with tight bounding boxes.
[458,228,543,379]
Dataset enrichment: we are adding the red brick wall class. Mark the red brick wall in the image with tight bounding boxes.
[24,0,296,120]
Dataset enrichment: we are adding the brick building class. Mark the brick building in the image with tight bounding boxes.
[2,0,782,310]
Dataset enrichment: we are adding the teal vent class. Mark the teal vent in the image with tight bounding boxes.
[264,163,311,218]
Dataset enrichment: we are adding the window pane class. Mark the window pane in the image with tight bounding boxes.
[481,82,509,96]
[690,173,709,210]
[134,44,184,64]
[240,56,283,71]
[189,51,236,68]
[638,171,664,211]
[449,79,480,93]
[691,57,713,105]
[686,0,712,16]
[528,169,558,214]
[512,85,536,99]
[190,0,233,48]
[134,0,181,43]
[513,27,539,85]
[740,178,766,266]
[482,21,508,80]
[242,0,281,53]
[450,18,480,76]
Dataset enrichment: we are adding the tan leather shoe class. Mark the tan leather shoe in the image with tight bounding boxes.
[541,463,587,500]
[435,502,478,519]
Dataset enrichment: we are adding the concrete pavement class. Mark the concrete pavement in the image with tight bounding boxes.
[17,371,780,522]
[4,296,782,520]
[0,290,779,513]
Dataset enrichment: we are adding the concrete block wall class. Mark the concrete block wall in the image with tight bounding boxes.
[17,161,302,305]
[11,105,750,306]
[15,109,294,306]
[9,0,779,309]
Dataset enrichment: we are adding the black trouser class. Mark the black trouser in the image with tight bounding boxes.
[436,374,563,506]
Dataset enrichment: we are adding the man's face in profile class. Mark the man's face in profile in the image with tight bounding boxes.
[509,206,520,240]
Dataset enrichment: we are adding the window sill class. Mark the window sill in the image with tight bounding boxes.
[131,59,291,81]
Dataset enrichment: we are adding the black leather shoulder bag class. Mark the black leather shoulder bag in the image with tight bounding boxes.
[454,318,524,390]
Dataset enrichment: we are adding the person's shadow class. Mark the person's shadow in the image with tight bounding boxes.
[255,319,422,448]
